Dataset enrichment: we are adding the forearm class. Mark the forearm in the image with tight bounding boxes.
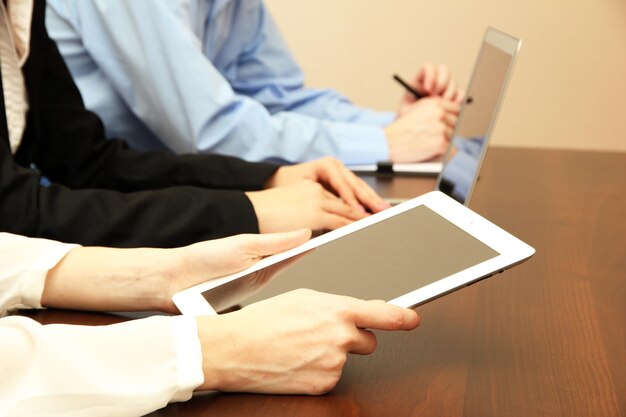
[256,87,396,127]
[194,107,390,165]
[42,246,177,313]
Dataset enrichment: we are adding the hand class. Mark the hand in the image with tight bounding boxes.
[385,97,460,163]
[42,230,311,314]
[246,180,369,234]
[397,63,464,117]
[266,157,390,213]
[197,289,420,394]
[164,229,312,311]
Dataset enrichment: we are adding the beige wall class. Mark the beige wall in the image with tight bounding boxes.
[265,0,626,152]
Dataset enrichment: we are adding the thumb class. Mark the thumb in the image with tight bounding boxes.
[247,229,312,257]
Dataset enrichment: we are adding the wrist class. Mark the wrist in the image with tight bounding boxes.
[99,247,177,313]
[195,315,230,391]
[151,248,189,313]
[263,167,284,189]
[244,190,270,234]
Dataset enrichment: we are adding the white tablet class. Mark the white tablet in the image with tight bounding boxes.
[173,191,534,315]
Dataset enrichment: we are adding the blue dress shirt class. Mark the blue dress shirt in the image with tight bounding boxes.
[46,0,395,164]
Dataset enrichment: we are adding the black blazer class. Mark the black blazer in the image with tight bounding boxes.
[0,2,278,248]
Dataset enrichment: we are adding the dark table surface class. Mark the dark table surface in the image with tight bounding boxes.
[25,147,626,417]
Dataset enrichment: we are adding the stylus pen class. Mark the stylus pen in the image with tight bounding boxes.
[393,74,425,100]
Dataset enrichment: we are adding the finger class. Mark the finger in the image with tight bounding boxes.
[345,173,390,212]
[317,212,356,230]
[404,91,419,104]
[244,229,312,257]
[455,89,466,105]
[322,192,368,221]
[250,251,308,286]
[445,83,464,105]
[351,300,421,331]
[434,65,451,96]
[349,329,378,355]
[442,111,458,129]
[318,161,363,211]
[441,100,461,115]
[417,62,435,95]
[445,125,454,141]
[442,79,457,102]
[401,85,419,104]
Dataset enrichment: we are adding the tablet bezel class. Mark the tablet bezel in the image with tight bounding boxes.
[173,191,534,315]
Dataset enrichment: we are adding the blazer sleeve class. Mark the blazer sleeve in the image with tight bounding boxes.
[1,143,263,247]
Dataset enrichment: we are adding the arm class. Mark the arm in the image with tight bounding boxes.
[2,141,264,247]
[225,4,465,165]
[39,231,421,397]
[45,0,390,164]
[0,233,202,416]
[40,230,313,313]
[0,232,419,415]
[0,230,308,414]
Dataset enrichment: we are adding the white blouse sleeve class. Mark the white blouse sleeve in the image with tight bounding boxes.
[0,314,204,417]
[0,233,78,316]
[0,233,205,416]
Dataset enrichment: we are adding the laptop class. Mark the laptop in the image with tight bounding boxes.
[386,27,522,206]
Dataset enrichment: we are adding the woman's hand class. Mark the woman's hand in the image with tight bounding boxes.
[265,157,390,214]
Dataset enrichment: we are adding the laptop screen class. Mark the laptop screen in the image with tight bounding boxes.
[437,28,521,205]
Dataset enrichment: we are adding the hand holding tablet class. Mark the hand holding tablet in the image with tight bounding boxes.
[196,289,420,394]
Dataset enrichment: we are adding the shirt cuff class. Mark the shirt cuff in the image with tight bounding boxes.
[0,232,80,311]
[23,242,80,309]
[330,122,390,165]
[170,315,205,402]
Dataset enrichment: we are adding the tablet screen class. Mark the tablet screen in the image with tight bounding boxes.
[201,205,500,312]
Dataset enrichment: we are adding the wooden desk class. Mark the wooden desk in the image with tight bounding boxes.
[25,148,626,417]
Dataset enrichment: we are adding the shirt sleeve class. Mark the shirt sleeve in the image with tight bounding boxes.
[0,314,204,417]
[0,233,78,316]
[45,0,393,164]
